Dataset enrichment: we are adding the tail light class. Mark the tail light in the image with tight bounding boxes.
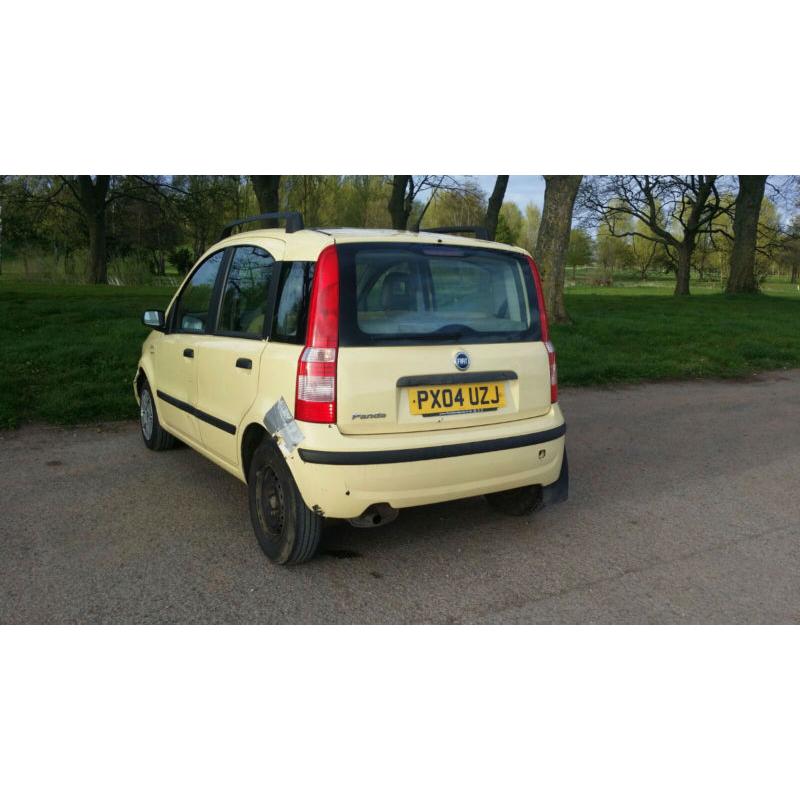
[544,340,558,403]
[526,255,558,404]
[295,245,339,423]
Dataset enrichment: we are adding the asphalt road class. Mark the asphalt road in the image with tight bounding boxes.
[2,371,799,624]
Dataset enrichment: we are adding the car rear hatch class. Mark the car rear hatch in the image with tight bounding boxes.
[334,241,554,436]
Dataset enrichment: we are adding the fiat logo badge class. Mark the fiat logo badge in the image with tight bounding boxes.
[454,351,470,371]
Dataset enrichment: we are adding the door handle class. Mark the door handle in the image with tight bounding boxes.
[236,358,253,370]
[183,348,194,358]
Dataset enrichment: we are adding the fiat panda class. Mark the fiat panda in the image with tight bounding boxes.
[134,212,568,565]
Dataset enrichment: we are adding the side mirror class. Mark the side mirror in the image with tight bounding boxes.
[142,310,166,330]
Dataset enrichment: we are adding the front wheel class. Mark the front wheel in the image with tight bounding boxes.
[248,440,322,565]
[139,380,176,451]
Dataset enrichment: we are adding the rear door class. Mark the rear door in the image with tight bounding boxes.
[153,249,227,445]
[335,242,552,436]
[194,242,284,467]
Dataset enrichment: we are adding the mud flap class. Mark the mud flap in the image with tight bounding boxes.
[542,449,569,506]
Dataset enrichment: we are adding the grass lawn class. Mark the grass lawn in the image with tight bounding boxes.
[1,279,798,428]
[0,282,174,428]
[553,283,800,385]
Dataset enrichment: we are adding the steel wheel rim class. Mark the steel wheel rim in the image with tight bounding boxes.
[140,389,154,439]
[256,466,285,537]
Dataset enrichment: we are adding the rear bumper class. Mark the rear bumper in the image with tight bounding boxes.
[298,423,565,465]
[286,406,567,518]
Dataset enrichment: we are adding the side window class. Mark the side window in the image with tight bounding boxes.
[172,250,226,333]
[273,261,310,343]
[217,246,275,337]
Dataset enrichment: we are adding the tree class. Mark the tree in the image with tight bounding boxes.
[338,176,391,227]
[423,180,486,229]
[777,215,800,285]
[0,177,52,274]
[388,175,413,229]
[725,175,768,294]
[534,175,582,324]
[630,204,670,280]
[387,176,475,230]
[753,197,783,283]
[596,219,634,277]
[111,187,183,276]
[581,175,732,295]
[169,176,242,258]
[521,203,541,254]
[566,228,594,278]
[495,202,524,246]
[56,176,111,283]
[250,176,281,223]
[13,175,187,283]
[55,176,162,283]
[485,176,509,240]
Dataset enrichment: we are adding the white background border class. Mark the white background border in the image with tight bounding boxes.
[1,1,798,797]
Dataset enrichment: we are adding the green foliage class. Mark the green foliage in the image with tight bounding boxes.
[775,215,800,281]
[495,202,524,245]
[422,179,486,229]
[567,228,594,267]
[3,175,797,290]
[596,220,635,272]
[520,203,541,253]
[281,175,393,228]
[168,247,194,275]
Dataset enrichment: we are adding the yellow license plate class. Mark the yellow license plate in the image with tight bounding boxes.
[408,382,506,416]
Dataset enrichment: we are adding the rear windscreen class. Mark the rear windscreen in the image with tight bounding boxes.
[337,243,541,346]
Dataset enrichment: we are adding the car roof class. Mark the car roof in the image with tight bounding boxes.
[217,226,529,262]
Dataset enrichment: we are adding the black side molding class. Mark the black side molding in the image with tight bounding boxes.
[397,371,517,388]
[298,423,566,466]
[156,390,236,435]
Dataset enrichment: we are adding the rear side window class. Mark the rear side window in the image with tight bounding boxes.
[272,261,313,343]
[337,243,540,346]
[217,246,275,337]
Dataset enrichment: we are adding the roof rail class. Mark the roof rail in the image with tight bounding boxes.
[420,225,490,241]
[219,211,304,240]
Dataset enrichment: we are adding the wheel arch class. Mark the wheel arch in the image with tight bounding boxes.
[134,345,158,405]
[133,364,154,404]
[241,422,271,481]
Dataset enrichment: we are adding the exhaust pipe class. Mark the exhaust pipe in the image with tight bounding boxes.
[348,503,399,528]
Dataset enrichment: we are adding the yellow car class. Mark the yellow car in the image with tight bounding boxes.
[134,212,568,564]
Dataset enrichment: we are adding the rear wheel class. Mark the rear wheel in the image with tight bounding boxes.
[248,440,322,565]
[139,380,176,451]
[485,484,543,516]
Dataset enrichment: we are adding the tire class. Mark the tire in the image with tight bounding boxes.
[485,484,543,516]
[139,379,176,451]
[248,439,322,565]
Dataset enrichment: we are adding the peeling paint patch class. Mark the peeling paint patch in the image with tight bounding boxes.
[264,397,305,455]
